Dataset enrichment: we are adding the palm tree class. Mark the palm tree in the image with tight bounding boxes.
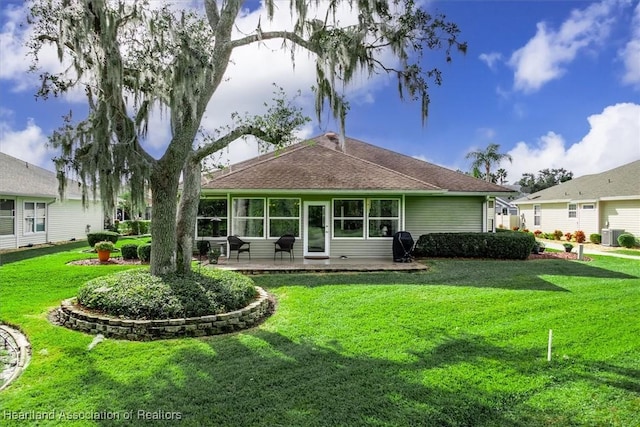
[466,144,512,182]
[495,168,508,185]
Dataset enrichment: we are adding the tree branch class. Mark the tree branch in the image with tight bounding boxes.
[204,0,220,32]
[193,125,268,163]
[229,30,317,53]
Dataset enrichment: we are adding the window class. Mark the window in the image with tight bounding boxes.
[582,204,595,210]
[533,205,541,227]
[268,198,300,237]
[196,199,227,237]
[568,204,577,218]
[0,199,15,236]
[333,199,364,238]
[24,202,46,233]
[368,199,399,238]
[232,198,265,237]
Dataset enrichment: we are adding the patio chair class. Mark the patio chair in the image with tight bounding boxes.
[228,235,251,261]
[274,234,296,261]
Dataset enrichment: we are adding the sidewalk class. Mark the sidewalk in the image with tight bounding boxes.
[540,241,640,260]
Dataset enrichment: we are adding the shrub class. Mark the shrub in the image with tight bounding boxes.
[574,230,586,243]
[563,243,574,251]
[94,241,115,251]
[617,233,637,248]
[533,230,542,237]
[522,228,530,233]
[553,230,563,240]
[87,231,119,247]
[590,233,602,244]
[121,244,139,260]
[137,243,152,262]
[512,226,519,231]
[77,269,257,319]
[564,232,573,241]
[414,232,534,260]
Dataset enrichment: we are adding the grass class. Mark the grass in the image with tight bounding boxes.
[1,249,639,426]
[610,248,640,256]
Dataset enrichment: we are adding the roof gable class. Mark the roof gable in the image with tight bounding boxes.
[203,134,514,194]
[514,160,640,203]
[0,152,84,199]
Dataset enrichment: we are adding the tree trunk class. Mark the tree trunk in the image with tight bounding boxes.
[149,161,181,276]
[176,155,202,274]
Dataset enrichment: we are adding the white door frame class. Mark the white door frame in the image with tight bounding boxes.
[303,201,330,258]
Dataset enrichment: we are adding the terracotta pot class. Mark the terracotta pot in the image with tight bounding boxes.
[97,250,111,262]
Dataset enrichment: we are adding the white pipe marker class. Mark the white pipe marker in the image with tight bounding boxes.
[547,329,553,362]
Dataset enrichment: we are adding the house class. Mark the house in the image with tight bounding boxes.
[0,152,105,250]
[513,160,640,240]
[198,133,514,259]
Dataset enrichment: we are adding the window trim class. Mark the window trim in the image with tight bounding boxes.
[533,204,541,227]
[568,203,577,218]
[231,197,266,238]
[267,197,301,238]
[332,198,365,239]
[367,198,400,239]
[0,198,16,236]
[581,204,595,210]
[23,201,46,234]
[195,197,228,238]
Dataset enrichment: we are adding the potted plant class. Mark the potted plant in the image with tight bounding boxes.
[94,241,115,262]
[208,246,221,264]
[532,241,546,254]
[563,243,574,253]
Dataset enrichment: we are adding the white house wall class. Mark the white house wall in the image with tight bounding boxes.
[518,200,639,237]
[601,199,640,237]
[0,196,103,250]
[48,200,104,243]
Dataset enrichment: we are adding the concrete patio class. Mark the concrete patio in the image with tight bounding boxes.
[207,256,428,274]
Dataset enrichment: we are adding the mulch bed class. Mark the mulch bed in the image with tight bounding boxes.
[528,252,591,261]
[68,258,145,266]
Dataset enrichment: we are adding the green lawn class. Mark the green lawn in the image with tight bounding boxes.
[1,248,639,426]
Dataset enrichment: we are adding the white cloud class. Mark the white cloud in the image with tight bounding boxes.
[479,52,502,71]
[508,0,618,93]
[619,2,640,88]
[504,103,640,182]
[0,3,87,100]
[0,118,54,169]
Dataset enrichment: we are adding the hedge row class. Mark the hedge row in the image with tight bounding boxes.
[414,232,535,260]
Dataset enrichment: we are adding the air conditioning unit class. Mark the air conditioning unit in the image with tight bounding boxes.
[601,229,625,246]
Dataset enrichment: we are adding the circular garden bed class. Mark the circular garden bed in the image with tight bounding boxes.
[56,268,273,340]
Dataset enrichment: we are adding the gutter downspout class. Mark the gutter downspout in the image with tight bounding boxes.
[46,199,56,244]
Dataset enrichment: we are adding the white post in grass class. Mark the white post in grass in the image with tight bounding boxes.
[547,329,553,362]
[578,244,584,261]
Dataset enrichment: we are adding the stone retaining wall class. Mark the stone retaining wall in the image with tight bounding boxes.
[57,287,271,341]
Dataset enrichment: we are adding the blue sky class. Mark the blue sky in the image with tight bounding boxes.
[1,0,639,185]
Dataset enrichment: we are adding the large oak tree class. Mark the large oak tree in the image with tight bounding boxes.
[28,0,466,275]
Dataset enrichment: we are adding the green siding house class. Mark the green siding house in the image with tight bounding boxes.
[199,134,513,259]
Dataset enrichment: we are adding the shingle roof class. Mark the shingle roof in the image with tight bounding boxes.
[0,152,84,199]
[203,134,514,194]
[513,160,640,203]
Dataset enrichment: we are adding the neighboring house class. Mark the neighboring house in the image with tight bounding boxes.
[199,133,514,259]
[495,185,524,230]
[0,152,105,250]
[513,160,640,239]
